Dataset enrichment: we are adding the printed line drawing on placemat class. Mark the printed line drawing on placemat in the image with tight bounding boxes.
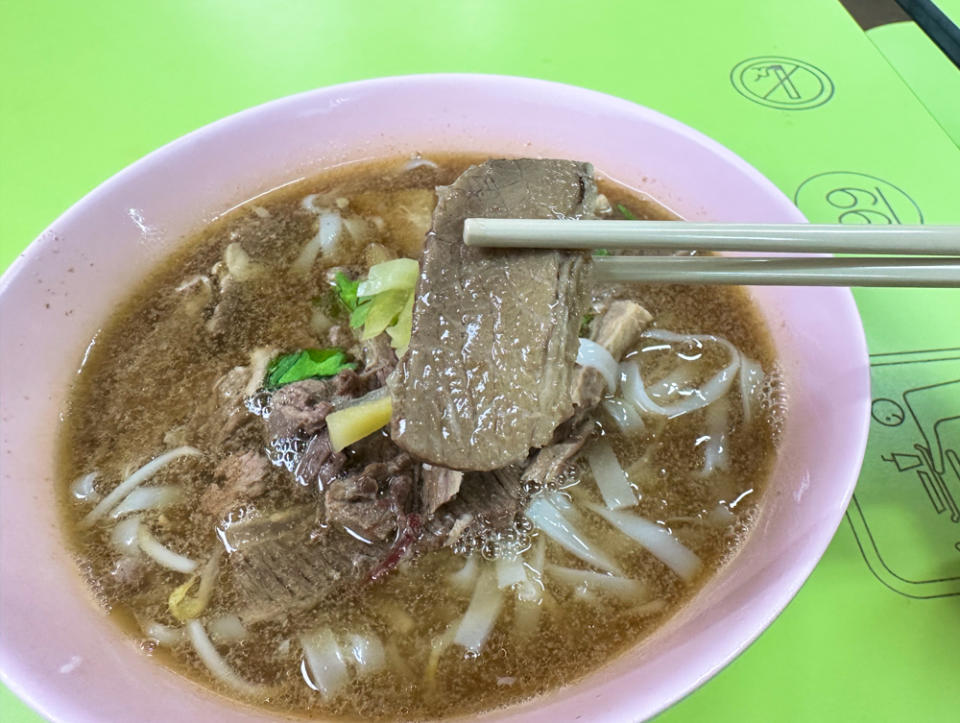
[794,171,923,224]
[847,348,960,598]
[730,56,834,109]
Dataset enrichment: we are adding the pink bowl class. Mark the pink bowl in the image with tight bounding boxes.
[0,75,870,722]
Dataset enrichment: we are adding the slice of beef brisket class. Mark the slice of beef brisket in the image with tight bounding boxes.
[224,506,386,624]
[419,299,652,550]
[225,448,416,624]
[388,159,596,471]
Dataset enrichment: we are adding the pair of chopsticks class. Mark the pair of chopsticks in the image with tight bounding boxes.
[462,219,960,287]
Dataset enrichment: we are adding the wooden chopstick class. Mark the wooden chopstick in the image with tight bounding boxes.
[592,256,960,287]
[463,219,960,255]
[462,219,960,287]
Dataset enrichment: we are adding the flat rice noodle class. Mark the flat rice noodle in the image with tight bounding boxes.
[699,397,730,476]
[586,503,702,581]
[109,485,183,518]
[525,494,620,574]
[584,440,637,509]
[300,627,349,698]
[621,328,743,419]
[495,557,528,590]
[545,564,648,601]
[187,620,268,697]
[576,338,619,393]
[79,446,201,529]
[292,211,342,275]
[453,568,504,655]
[449,554,479,593]
[602,399,645,433]
[739,354,765,423]
[344,632,386,673]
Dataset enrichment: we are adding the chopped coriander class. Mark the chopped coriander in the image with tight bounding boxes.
[617,203,637,220]
[593,248,611,256]
[265,348,356,389]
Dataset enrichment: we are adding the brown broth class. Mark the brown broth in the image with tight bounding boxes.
[58,155,781,721]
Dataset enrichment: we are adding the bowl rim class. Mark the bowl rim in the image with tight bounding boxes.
[0,73,870,723]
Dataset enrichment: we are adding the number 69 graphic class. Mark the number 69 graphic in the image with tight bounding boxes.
[794,172,923,225]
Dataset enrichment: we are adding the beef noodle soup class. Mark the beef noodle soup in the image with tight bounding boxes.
[59,155,783,720]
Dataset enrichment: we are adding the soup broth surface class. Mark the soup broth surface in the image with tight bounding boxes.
[59,154,781,720]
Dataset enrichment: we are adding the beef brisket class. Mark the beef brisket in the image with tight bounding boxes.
[225,506,386,624]
[419,299,652,550]
[388,159,596,471]
[325,452,413,543]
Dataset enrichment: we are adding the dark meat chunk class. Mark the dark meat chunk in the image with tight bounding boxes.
[325,456,413,542]
[331,368,367,397]
[267,379,335,439]
[389,159,596,471]
[200,451,269,516]
[572,299,652,418]
[327,324,356,350]
[294,432,346,489]
[420,464,464,516]
[423,465,524,547]
[360,334,398,389]
[266,370,366,441]
[522,420,592,490]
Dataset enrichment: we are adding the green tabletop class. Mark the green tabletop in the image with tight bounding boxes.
[3,1,959,721]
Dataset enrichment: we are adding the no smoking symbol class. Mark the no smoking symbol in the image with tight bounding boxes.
[731,56,834,110]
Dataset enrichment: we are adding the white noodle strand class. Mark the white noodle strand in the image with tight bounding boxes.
[79,446,201,529]
[454,568,504,655]
[525,494,620,574]
[70,472,100,502]
[187,621,268,697]
[586,503,702,582]
[584,440,638,510]
[545,564,648,601]
[576,338,619,392]
[137,525,198,574]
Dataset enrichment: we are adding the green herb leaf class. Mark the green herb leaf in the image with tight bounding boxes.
[265,353,301,387]
[617,203,637,220]
[593,248,611,256]
[334,272,360,311]
[349,299,373,329]
[265,348,356,389]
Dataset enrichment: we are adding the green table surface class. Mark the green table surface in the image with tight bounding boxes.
[3,1,960,721]
[866,19,960,145]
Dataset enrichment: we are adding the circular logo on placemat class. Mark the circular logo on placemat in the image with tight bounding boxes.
[794,172,923,224]
[730,56,834,110]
